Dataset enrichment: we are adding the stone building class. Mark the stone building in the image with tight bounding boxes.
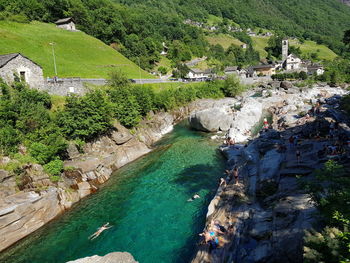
[284,54,302,71]
[0,53,44,88]
[307,64,324,76]
[252,64,276,76]
[55,17,76,31]
[282,38,289,61]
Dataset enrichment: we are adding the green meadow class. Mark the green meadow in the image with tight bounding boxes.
[0,21,154,79]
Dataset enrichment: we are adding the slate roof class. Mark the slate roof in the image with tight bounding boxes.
[252,64,275,70]
[55,17,74,25]
[307,64,323,69]
[0,53,42,69]
[225,66,239,72]
[0,53,19,68]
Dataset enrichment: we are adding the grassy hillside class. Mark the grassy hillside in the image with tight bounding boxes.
[251,36,337,61]
[0,21,154,79]
[206,34,243,49]
[289,40,338,61]
[251,36,269,58]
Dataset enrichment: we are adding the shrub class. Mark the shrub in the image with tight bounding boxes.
[43,159,63,176]
[158,66,168,75]
[0,125,20,155]
[109,87,141,127]
[130,85,155,116]
[221,75,246,97]
[57,90,113,140]
[107,70,130,88]
[29,142,54,164]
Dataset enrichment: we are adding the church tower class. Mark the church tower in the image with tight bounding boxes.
[282,38,288,61]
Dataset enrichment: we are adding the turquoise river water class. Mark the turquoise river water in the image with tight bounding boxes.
[0,122,225,263]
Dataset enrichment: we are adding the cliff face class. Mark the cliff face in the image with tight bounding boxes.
[191,85,349,263]
[0,97,236,252]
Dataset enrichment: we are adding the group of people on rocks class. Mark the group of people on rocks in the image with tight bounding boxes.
[199,219,233,251]
[219,167,240,189]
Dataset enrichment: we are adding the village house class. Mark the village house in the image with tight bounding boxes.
[241,44,247,49]
[283,54,302,71]
[55,17,76,31]
[307,64,325,76]
[224,66,239,75]
[0,53,44,88]
[252,64,276,76]
[186,68,213,80]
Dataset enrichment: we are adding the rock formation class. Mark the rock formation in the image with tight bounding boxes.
[191,85,349,263]
[66,252,138,263]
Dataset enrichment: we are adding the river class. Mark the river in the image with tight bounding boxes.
[0,122,225,263]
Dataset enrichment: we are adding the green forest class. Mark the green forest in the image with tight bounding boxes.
[1,0,350,71]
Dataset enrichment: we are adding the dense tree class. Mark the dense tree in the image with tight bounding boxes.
[57,90,113,140]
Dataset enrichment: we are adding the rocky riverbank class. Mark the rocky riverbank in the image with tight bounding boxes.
[190,84,349,262]
[0,97,238,253]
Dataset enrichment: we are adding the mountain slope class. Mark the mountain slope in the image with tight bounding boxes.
[115,0,350,52]
[0,21,153,79]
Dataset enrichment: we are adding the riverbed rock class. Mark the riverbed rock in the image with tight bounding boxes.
[280,81,293,90]
[0,188,63,252]
[189,107,233,132]
[111,121,133,145]
[66,252,138,263]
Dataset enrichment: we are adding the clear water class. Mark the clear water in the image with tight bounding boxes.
[0,122,225,263]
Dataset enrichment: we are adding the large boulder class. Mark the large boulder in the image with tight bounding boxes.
[66,252,138,263]
[189,108,233,132]
[280,81,293,90]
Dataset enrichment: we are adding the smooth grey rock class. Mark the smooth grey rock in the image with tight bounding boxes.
[189,108,233,132]
[0,169,9,183]
[280,81,293,90]
[66,252,138,263]
[67,142,80,159]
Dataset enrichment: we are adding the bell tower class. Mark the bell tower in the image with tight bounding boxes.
[282,38,288,61]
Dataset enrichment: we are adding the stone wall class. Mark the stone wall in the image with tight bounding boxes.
[41,78,107,96]
[0,55,45,89]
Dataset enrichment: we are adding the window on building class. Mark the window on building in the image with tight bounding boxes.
[20,71,26,82]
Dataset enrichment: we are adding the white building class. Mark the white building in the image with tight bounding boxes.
[55,17,76,31]
[0,53,44,88]
[186,68,213,80]
[284,54,302,71]
[307,64,325,76]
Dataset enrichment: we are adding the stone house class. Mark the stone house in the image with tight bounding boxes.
[224,66,239,75]
[284,54,302,71]
[186,68,213,80]
[0,53,44,88]
[55,17,76,31]
[307,64,324,76]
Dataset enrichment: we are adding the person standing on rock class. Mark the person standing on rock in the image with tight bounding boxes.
[296,149,301,163]
[219,177,227,188]
[263,117,269,130]
[233,167,239,185]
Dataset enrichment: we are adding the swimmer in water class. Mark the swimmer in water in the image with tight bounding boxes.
[188,194,200,202]
[89,223,112,240]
